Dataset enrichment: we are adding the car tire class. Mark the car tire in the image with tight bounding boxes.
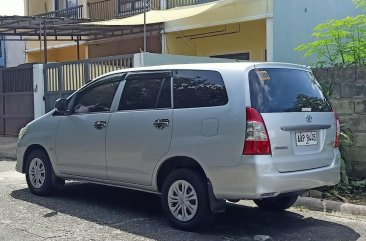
[253,195,298,211]
[25,149,61,196]
[161,169,214,231]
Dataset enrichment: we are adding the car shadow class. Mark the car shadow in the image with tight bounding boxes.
[11,182,361,241]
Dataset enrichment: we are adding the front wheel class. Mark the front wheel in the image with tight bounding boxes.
[161,169,214,231]
[254,195,298,211]
[25,150,62,196]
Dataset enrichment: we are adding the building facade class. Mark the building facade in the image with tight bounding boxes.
[23,0,364,65]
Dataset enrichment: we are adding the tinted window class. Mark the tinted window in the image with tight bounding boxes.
[119,76,171,111]
[173,70,228,109]
[73,75,121,114]
[249,68,332,113]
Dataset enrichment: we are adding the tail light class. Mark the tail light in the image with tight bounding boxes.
[243,107,271,155]
[334,111,340,148]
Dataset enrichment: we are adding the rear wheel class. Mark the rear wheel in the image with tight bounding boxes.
[161,169,214,231]
[254,195,298,211]
[25,150,63,196]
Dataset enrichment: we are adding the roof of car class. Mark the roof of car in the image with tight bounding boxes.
[98,62,311,79]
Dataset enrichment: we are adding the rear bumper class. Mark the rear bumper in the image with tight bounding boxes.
[207,149,341,200]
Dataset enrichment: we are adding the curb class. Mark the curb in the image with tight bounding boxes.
[295,196,366,217]
[0,138,17,160]
[0,153,16,160]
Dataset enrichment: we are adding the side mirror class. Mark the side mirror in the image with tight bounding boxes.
[55,98,69,114]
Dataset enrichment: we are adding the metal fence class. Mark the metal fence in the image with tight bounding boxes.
[38,5,84,18]
[88,0,117,20]
[44,54,134,112]
[0,65,34,136]
[167,0,217,8]
[88,0,214,19]
[117,0,161,17]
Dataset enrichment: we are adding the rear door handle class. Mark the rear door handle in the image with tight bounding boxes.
[94,121,107,130]
[153,119,170,129]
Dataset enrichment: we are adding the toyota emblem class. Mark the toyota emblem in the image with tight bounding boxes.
[305,114,313,123]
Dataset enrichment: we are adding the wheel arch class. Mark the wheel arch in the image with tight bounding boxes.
[22,144,49,173]
[155,156,208,193]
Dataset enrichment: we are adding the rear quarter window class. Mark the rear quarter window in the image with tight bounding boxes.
[249,68,332,113]
[173,70,228,109]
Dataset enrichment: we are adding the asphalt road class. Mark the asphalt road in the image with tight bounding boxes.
[1,160,365,241]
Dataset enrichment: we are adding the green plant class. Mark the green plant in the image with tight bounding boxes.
[295,0,366,67]
[354,0,366,10]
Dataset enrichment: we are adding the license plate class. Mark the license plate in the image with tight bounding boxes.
[296,131,317,146]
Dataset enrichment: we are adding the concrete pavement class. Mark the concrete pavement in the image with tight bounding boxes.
[1,161,366,241]
[0,136,17,160]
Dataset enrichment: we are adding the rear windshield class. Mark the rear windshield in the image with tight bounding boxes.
[249,68,332,113]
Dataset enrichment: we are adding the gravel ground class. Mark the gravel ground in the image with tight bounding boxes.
[1,160,365,241]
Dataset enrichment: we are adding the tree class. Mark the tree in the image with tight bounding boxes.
[295,0,366,67]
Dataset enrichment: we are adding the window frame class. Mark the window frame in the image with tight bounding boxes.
[67,73,124,115]
[115,70,173,112]
[210,52,250,61]
[55,0,79,10]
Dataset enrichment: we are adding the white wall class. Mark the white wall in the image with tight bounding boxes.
[5,38,26,67]
[133,53,236,67]
[33,64,46,119]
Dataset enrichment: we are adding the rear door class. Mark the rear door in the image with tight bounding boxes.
[249,66,336,172]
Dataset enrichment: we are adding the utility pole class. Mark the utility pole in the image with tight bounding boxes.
[143,0,149,52]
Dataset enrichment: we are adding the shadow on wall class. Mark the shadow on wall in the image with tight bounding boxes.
[11,182,361,241]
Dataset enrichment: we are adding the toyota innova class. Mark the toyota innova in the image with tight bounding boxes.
[16,62,341,230]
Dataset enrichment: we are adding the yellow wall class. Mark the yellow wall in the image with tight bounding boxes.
[166,20,266,61]
[26,40,78,52]
[27,45,87,63]
[165,0,272,32]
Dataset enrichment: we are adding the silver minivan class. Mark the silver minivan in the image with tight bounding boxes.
[16,62,341,230]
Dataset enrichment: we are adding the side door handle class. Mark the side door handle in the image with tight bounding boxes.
[94,120,107,130]
[153,119,170,129]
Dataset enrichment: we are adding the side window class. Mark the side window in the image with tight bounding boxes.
[118,73,171,111]
[173,70,228,109]
[73,75,121,114]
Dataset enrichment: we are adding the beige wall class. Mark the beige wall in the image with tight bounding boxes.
[26,0,53,15]
[166,20,267,61]
[88,35,162,58]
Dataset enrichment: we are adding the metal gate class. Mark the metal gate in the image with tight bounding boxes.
[43,54,134,112]
[0,65,34,136]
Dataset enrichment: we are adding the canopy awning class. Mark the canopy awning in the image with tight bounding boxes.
[87,0,238,26]
[0,15,162,41]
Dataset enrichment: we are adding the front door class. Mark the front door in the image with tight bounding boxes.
[106,72,173,186]
[55,74,122,179]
